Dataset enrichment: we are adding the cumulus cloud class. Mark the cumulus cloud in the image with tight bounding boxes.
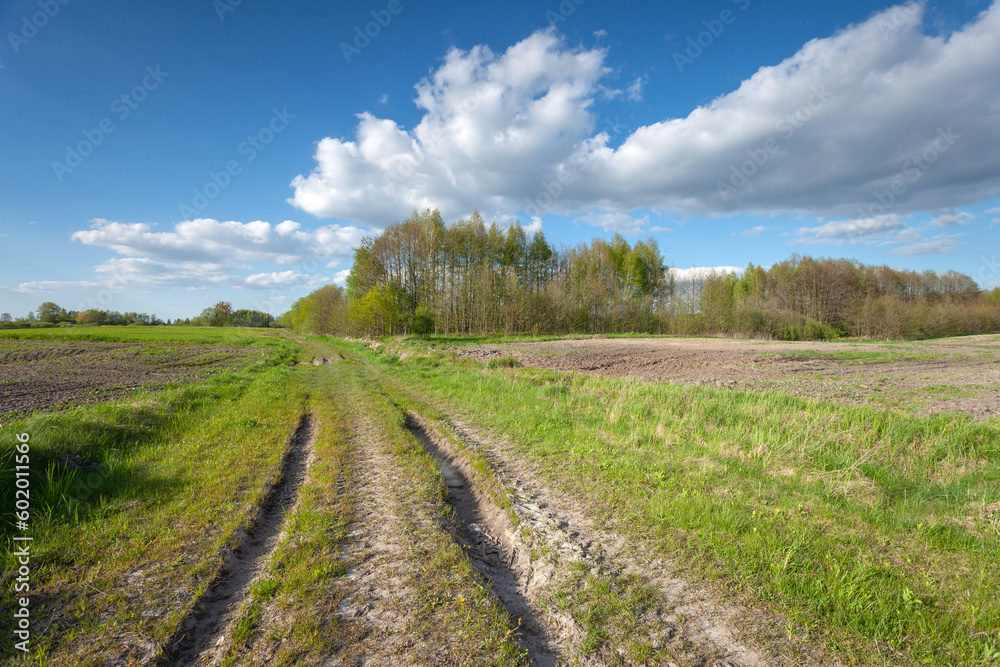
[670,266,744,281]
[72,218,364,265]
[523,216,544,234]
[16,217,364,297]
[289,30,608,225]
[4,258,332,295]
[290,3,1000,226]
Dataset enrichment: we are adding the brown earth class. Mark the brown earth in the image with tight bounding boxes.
[0,340,259,421]
[460,335,1000,420]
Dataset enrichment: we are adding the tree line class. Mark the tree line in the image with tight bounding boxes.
[0,301,275,329]
[281,208,1000,340]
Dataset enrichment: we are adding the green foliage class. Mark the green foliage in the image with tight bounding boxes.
[411,305,435,336]
[36,301,66,323]
[281,208,1000,341]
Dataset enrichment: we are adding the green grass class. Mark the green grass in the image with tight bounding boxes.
[0,325,282,346]
[0,334,303,663]
[758,348,945,364]
[343,336,1000,666]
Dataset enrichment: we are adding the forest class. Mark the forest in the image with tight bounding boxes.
[280,209,1000,340]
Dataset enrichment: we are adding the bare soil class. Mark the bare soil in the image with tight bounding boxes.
[461,335,1000,420]
[0,340,258,421]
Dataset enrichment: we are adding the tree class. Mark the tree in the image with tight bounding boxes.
[209,301,233,327]
[349,288,397,338]
[37,302,65,323]
[76,309,106,325]
[0,313,11,323]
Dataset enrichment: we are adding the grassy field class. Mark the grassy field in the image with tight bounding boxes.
[2,328,998,665]
[0,325,283,346]
[0,330,526,665]
[344,335,1000,666]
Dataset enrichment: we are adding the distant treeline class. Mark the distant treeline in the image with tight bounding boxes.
[0,301,275,329]
[280,209,1000,340]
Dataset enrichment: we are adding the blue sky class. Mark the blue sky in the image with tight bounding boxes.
[2,0,999,319]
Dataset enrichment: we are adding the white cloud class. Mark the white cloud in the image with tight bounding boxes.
[4,258,332,295]
[333,269,351,286]
[890,234,964,255]
[523,216,543,234]
[290,3,1000,225]
[289,30,608,225]
[670,266,744,281]
[930,211,973,227]
[72,218,365,265]
[986,207,1000,214]
[625,75,647,102]
[739,225,769,237]
[2,280,102,294]
[579,211,649,235]
[17,217,364,297]
[797,214,904,244]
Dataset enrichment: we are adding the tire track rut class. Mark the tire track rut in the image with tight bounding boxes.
[406,414,582,667]
[423,413,841,667]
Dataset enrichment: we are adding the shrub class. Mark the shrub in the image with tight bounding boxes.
[410,306,434,336]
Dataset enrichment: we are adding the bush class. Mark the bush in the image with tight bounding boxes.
[803,318,838,341]
[410,306,434,336]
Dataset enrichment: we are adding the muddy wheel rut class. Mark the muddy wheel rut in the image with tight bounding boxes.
[405,413,605,667]
[160,414,314,666]
[414,412,841,667]
[406,414,565,666]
